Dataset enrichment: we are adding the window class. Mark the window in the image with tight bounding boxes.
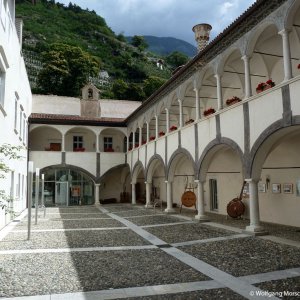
[209,179,218,211]
[73,136,83,150]
[23,114,26,143]
[19,107,23,140]
[104,137,113,151]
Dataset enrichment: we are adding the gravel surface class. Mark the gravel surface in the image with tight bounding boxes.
[0,229,149,250]
[145,223,233,244]
[122,288,246,300]
[46,213,108,219]
[255,276,300,299]
[114,210,165,218]
[105,205,143,212]
[46,207,99,214]
[126,215,187,226]
[13,218,125,229]
[0,250,208,298]
[180,237,300,276]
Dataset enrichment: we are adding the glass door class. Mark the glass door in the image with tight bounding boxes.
[55,182,69,206]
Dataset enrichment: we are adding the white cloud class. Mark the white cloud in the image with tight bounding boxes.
[57,0,256,44]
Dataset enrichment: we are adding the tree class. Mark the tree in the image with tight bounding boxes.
[165,51,189,69]
[126,83,145,101]
[143,76,166,98]
[0,144,22,214]
[38,43,100,96]
[131,35,148,52]
[112,79,128,99]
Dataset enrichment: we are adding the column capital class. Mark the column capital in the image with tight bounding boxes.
[278,28,291,36]
[214,73,221,79]
[241,55,251,61]
[95,183,100,187]
[245,178,259,183]
[144,181,151,185]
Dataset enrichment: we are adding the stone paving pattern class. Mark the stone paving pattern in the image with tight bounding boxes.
[0,204,300,299]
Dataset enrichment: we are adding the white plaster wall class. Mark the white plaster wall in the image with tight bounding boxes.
[29,151,61,170]
[167,132,178,162]
[220,105,244,152]
[197,118,217,160]
[249,88,283,148]
[289,78,300,116]
[258,134,300,227]
[0,1,32,229]
[156,138,165,162]
[139,146,146,167]
[99,129,125,152]
[132,149,139,169]
[100,153,126,177]
[66,152,96,176]
[29,127,62,151]
[146,142,155,166]
[181,125,195,160]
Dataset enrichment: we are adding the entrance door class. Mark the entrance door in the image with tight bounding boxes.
[55,182,69,206]
[209,179,218,211]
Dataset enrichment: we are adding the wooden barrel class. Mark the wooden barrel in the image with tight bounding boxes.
[227,198,245,218]
[181,191,196,207]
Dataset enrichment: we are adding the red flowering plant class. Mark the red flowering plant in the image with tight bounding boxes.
[159,131,165,137]
[256,79,275,93]
[169,125,177,131]
[104,147,114,152]
[298,64,300,69]
[226,96,241,106]
[142,140,146,145]
[185,118,194,125]
[266,79,275,87]
[149,136,155,141]
[74,147,85,152]
[203,108,216,117]
[128,146,132,151]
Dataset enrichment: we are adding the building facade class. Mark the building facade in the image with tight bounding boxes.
[0,0,32,229]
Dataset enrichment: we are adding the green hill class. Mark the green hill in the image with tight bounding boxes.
[16,0,174,100]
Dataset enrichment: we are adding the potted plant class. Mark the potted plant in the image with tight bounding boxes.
[203,108,216,117]
[159,131,165,137]
[185,118,194,125]
[128,146,132,151]
[149,136,155,141]
[298,64,300,69]
[104,147,114,152]
[226,96,241,106]
[142,140,146,145]
[256,79,275,93]
[170,125,177,131]
[74,147,85,152]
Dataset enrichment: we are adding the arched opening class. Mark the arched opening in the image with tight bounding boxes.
[200,67,218,116]
[248,24,284,91]
[99,128,126,153]
[220,49,244,105]
[29,126,62,151]
[39,166,95,207]
[132,162,146,204]
[199,144,244,216]
[65,127,96,152]
[167,150,196,210]
[250,126,300,227]
[182,82,197,124]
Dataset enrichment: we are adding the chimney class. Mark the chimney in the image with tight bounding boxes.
[192,23,212,52]
[15,18,24,50]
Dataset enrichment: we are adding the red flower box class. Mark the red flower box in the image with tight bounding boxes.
[298,64,300,69]
[226,96,241,106]
[170,125,177,131]
[203,108,215,117]
[142,140,146,145]
[185,119,194,125]
[159,131,165,137]
[74,148,85,152]
[104,148,114,152]
[149,136,155,141]
[256,79,275,93]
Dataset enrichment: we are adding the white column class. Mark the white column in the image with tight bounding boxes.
[95,183,100,204]
[139,126,142,147]
[61,134,65,152]
[194,88,200,120]
[96,134,100,153]
[155,115,159,139]
[245,179,265,234]
[279,29,292,81]
[215,74,223,110]
[131,182,136,205]
[146,122,149,142]
[165,108,170,133]
[242,55,252,98]
[145,181,152,208]
[195,180,209,221]
[132,131,136,149]
[178,99,183,128]
[164,181,175,213]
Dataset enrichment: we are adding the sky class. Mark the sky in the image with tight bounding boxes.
[58,0,256,46]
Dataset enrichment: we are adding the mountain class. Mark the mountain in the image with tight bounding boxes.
[127,36,197,57]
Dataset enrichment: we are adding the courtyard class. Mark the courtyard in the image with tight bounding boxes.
[0,204,300,300]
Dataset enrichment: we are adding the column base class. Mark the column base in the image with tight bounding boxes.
[195,214,210,222]
[131,202,137,205]
[145,203,153,209]
[244,225,269,236]
[164,208,176,214]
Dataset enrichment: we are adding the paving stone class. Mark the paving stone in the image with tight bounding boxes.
[126,215,187,226]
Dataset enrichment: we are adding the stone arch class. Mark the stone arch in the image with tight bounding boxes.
[40,164,96,183]
[98,163,130,183]
[145,154,166,183]
[247,119,300,180]
[131,160,145,183]
[197,138,245,182]
[216,46,243,76]
[284,0,300,30]
[167,148,196,182]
